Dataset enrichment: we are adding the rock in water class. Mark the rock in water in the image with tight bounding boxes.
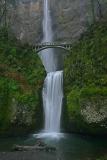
[12,141,56,152]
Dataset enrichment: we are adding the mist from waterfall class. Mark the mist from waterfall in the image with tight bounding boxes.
[38,0,63,137]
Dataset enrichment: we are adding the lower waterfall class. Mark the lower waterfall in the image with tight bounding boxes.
[43,71,63,133]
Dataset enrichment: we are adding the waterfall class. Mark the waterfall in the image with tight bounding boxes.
[43,71,63,133]
[37,0,63,137]
[39,0,56,73]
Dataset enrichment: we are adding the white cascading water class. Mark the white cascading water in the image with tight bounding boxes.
[43,71,63,133]
[37,0,63,137]
[39,0,56,72]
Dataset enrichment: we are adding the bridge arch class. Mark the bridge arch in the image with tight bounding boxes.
[35,46,71,53]
[35,43,72,54]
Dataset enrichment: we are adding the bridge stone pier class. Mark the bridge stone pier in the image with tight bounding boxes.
[35,42,72,53]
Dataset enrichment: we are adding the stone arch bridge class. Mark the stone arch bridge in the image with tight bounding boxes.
[35,42,72,53]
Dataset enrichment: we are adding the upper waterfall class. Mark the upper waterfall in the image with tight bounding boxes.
[39,0,56,72]
[43,0,53,42]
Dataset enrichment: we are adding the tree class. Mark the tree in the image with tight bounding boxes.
[96,0,103,19]
[90,0,96,23]
[90,0,103,23]
[0,0,7,27]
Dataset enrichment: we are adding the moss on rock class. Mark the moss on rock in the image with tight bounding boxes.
[66,87,107,135]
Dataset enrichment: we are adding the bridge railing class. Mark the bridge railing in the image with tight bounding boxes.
[35,42,72,47]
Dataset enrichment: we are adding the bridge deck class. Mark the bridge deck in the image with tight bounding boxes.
[35,42,72,53]
[35,42,72,47]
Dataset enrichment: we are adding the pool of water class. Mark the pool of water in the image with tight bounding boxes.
[0,133,107,160]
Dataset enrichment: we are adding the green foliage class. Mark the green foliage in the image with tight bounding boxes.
[80,87,107,97]
[67,87,107,112]
[0,27,45,135]
[67,89,80,117]
[96,157,107,160]
[64,22,107,134]
[0,78,12,129]
[64,22,107,93]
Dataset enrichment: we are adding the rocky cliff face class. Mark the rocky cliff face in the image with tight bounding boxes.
[8,0,107,44]
[8,0,43,45]
[52,0,107,42]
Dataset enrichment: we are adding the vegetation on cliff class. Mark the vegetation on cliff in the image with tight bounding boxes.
[64,21,107,135]
[0,27,45,136]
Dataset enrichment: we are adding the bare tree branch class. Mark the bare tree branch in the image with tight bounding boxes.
[0,0,7,27]
[90,0,96,23]
[96,0,103,19]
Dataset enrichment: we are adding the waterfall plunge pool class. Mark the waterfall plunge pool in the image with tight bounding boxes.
[0,134,107,160]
